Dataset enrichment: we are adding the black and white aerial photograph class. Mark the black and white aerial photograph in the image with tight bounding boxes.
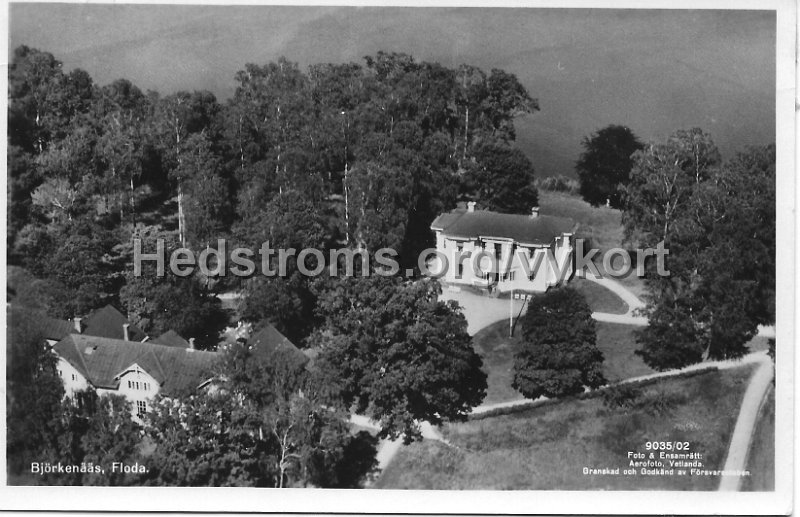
[2,1,795,514]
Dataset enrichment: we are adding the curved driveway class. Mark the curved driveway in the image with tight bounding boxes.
[439,287,527,335]
[439,274,648,335]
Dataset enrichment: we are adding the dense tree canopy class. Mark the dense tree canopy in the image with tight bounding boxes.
[9,45,537,326]
[463,140,539,214]
[143,339,377,487]
[313,276,487,441]
[576,124,643,208]
[623,130,775,369]
[119,226,229,349]
[6,307,66,478]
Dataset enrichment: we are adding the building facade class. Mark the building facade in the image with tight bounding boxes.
[430,203,578,294]
[53,334,219,422]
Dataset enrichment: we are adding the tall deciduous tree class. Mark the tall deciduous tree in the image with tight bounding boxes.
[120,226,228,349]
[6,307,68,481]
[513,288,605,399]
[348,160,413,252]
[151,90,221,246]
[576,124,643,208]
[76,393,143,486]
[314,277,487,441]
[624,130,774,369]
[464,141,539,214]
[174,132,231,248]
[622,127,720,252]
[235,189,329,344]
[95,79,148,227]
[634,297,703,371]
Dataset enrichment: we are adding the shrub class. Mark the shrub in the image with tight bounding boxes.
[512,287,605,399]
[537,175,579,194]
[602,384,641,410]
[635,388,687,417]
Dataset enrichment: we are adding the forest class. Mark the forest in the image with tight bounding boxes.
[7,45,543,486]
[8,45,541,346]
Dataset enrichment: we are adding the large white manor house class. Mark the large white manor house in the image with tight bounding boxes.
[430,202,578,294]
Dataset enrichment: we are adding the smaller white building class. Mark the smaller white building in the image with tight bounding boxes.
[53,334,219,422]
[430,203,578,294]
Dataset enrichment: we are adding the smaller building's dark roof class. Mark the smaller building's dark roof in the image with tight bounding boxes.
[249,322,308,366]
[151,330,191,349]
[40,315,75,342]
[431,208,577,246]
[53,334,219,397]
[9,304,74,342]
[82,305,147,342]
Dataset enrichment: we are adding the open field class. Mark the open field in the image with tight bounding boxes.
[742,384,775,491]
[375,365,756,490]
[539,191,647,299]
[472,319,650,404]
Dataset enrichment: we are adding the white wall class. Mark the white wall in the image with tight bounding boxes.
[55,356,160,423]
[114,365,160,422]
[56,356,90,399]
[434,232,574,293]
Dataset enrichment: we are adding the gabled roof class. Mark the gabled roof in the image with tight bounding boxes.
[151,329,191,349]
[53,334,219,397]
[9,304,74,342]
[431,208,577,246]
[82,305,147,342]
[249,322,308,365]
[40,315,75,342]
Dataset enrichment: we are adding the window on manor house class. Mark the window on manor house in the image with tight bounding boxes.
[136,400,147,416]
[71,374,76,381]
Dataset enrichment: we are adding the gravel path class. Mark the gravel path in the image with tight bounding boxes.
[439,274,651,334]
[718,354,774,491]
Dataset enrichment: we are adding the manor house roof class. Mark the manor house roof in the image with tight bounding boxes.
[431,208,577,246]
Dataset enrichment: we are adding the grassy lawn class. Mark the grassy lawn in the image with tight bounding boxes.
[742,384,775,491]
[746,334,772,353]
[539,191,623,254]
[472,320,650,404]
[375,365,756,490]
[539,191,647,300]
[595,322,654,382]
[570,278,628,314]
[471,320,525,404]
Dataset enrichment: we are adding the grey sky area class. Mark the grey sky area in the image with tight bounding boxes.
[9,4,775,177]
